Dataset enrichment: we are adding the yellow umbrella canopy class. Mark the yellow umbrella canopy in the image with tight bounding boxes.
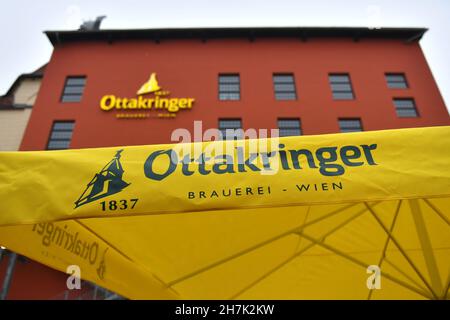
[0,126,449,299]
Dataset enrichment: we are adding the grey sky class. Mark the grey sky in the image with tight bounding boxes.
[0,0,448,113]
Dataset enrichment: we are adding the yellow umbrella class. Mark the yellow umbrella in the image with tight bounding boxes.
[0,126,448,299]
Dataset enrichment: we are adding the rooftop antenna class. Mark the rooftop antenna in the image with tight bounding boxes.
[79,15,107,31]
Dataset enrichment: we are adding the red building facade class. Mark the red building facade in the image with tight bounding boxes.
[2,27,449,299]
[20,27,450,151]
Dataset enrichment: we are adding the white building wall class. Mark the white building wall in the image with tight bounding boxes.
[0,77,42,151]
[0,108,32,151]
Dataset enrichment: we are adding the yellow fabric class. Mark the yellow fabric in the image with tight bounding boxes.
[0,126,449,299]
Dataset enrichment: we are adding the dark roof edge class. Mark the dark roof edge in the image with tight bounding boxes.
[45,26,428,46]
[1,64,47,97]
[0,104,32,111]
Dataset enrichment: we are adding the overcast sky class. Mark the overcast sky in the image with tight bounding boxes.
[0,0,448,113]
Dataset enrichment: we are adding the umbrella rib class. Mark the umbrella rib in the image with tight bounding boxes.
[75,220,134,262]
[230,203,430,300]
[230,224,432,299]
[229,241,310,300]
[74,220,180,297]
[422,198,450,227]
[296,231,433,299]
[294,247,448,257]
[444,271,450,300]
[229,203,370,299]
[421,198,450,299]
[167,202,362,287]
[364,202,439,300]
[368,200,402,300]
[410,199,444,297]
[382,257,431,296]
[293,206,311,254]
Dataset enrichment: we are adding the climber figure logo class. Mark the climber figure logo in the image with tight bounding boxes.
[137,72,161,95]
[74,150,130,208]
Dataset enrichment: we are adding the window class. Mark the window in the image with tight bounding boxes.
[218,119,242,140]
[386,73,408,89]
[218,74,240,100]
[329,74,354,100]
[61,77,86,102]
[273,74,297,100]
[393,98,418,117]
[339,119,363,133]
[47,121,75,150]
[278,119,302,137]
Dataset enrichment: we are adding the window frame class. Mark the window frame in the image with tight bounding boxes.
[61,76,87,103]
[218,118,243,140]
[277,118,302,137]
[385,73,408,89]
[393,98,419,118]
[338,118,363,133]
[329,73,355,100]
[273,73,297,101]
[46,121,75,150]
[218,74,241,101]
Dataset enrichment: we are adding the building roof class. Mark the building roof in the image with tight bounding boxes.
[45,26,428,46]
[0,64,46,109]
[0,95,14,109]
[0,103,34,110]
